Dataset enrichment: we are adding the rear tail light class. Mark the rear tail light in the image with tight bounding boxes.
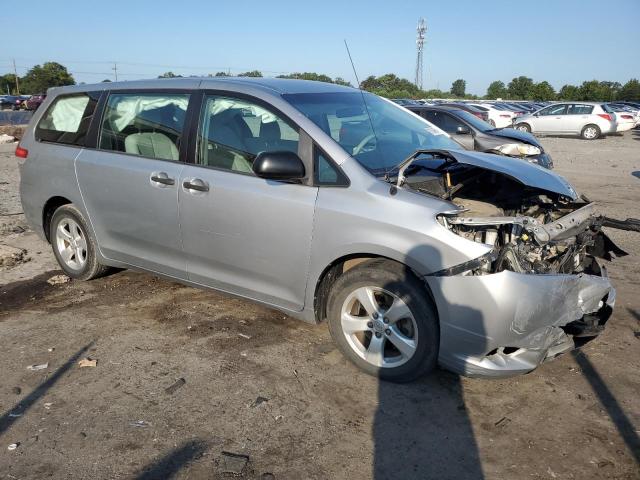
[597,113,612,121]
[15,145,28,158]
[621,114,633,120]
[499,114,511,118]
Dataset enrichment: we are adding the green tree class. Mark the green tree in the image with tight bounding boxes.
[158,71,181,78]
[531,81,556,101]
[101,78,112,83]
[450,79,466,97]
[558,84,580,100]
[20,62,74,94]
[333,77,352,87]
[0,73,19,95]
[278,72,332,83]
[238,70,262,77]
[214,71,229,77]
[619,79,640,101]
[507,76,534,99]
[486,80,507,99]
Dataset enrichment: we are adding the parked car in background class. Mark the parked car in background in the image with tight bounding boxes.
[0,95,23,110]
[607,104,638,132]
[18,78,624,381]
[26,94,46,111]
[407,105,553,168]
[514,102,615,140]
[392,98,420,106]
[468,103,514,128]
[438,103,489,122]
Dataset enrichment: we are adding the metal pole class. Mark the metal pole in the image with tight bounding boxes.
[13,59,20,95]
[113,63,118,81]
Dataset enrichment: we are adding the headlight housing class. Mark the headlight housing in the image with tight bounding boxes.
[496,143,541,157]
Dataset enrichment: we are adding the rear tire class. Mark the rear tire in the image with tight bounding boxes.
[326,259,439,383]
[50,204,110,281]
[515,123,531,133]
[581,124,600,140]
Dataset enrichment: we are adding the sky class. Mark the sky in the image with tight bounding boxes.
[3,0,639,95]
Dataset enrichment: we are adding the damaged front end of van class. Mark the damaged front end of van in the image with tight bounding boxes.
[397,149,638,377]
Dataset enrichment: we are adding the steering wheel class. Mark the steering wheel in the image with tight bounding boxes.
[352,134,377,155]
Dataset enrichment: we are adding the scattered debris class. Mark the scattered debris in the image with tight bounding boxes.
[221,451,249,475]
[44,403,53,410]
[0,244,28,268]
[78,358,97,368]
[251,396,269,408]
[547,466,557,478]
[8,412,22,418]
[164,378,186,395]
[597,459,614,468]
[27,363,48,371]
[238,333,251,339]
[7,443,19,451]
[47,274,71,285]
[11,386,21,395]
[47,347,55,352]
[129,420,149,428]
[494,416,511,428]
[0,134,15,144]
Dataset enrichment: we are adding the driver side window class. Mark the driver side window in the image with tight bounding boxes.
[197,95,299,174]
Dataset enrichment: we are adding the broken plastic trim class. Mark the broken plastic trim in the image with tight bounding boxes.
[427,251,497,277]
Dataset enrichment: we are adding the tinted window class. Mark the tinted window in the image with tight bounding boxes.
[99,93,190,161]
[423,111,462,133]
[36,92,99,146]
[197,95,299,174]
[314,148,348,186]
[567,104,594,114]
[540,104,567,116]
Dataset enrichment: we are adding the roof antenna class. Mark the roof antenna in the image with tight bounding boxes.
[343,39,379,169]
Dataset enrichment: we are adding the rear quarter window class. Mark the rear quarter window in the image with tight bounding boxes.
[36,92,100,146]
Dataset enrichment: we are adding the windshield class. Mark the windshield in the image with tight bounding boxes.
[283,92,460,173]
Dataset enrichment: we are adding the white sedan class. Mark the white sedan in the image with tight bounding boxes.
[468,103,514,128]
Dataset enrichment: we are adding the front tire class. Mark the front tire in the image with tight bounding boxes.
[515,123,531,133]
[326,259,439,383]
[50,204,110,281]
[581,124,600,140]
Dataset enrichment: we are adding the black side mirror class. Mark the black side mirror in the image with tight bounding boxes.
[456,125,471,135]
[252,151,305,180]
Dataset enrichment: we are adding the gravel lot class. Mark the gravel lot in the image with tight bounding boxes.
[1,132,639,480]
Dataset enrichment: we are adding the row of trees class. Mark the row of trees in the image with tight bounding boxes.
[3,62,639,102]
[486,76,640,102]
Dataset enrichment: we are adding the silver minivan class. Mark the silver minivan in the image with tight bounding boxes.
[17,78,623,381]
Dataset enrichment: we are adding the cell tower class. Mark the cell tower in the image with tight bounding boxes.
[415,18,426,90]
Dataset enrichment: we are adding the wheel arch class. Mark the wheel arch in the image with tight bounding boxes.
[42,196,73,243]
[312,253,439,325]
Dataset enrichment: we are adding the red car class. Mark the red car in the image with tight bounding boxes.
[26,94,46,111]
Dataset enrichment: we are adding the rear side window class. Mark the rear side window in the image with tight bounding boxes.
[567,104,594,115]
[99,93,190,161]
[36,92,100,146]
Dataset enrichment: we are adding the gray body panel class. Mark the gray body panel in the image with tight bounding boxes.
[18,78,616,378]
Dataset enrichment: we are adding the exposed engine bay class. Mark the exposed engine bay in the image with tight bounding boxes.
[395,150,639,276]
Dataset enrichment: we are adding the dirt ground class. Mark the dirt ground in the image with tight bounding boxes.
[1,132,639,480]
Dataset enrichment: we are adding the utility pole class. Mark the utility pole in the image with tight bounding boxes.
[112,62,118,81]
[12,59,20,95]
[414,18,426,90]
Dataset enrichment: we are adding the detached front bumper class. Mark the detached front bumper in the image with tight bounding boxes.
[425,268,615,378]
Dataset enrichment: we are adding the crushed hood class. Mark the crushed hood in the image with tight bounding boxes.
[439,149,578,200]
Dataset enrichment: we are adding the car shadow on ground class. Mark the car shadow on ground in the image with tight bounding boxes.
[632,129,640,141]
[632,171,640,180]
[134,440,208,480]
[373,250,486,480]
[0,341,94,436]
[571,346,640,465]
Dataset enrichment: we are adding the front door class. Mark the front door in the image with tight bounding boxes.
[532,104,567,133]
[76,91,192,278]
[178,93,318,310]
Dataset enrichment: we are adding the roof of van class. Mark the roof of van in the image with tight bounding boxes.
[49,77,356,95]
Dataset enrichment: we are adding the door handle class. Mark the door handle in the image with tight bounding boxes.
[183,179,209,192]
[150,172,175,186]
